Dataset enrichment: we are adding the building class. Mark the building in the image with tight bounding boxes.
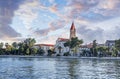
[70,22,76,39]
[54,22,77,56]
[34,44,54,56]
[54,38,69,56]
[105,40,115,47]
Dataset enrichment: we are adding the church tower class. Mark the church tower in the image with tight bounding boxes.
[70,22,76,39]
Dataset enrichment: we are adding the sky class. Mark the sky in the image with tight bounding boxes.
[0,0,120,44]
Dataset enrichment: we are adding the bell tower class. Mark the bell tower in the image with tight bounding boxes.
[70,22,76,39]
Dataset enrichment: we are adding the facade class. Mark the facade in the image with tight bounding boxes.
[105,40,115,47]
[34,44,54,56]
[54,38,69,56]
[54,22,78,56]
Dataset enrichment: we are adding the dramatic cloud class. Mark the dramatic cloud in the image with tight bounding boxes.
[77,25,104,43]
[1,0,120,44]
[33,19,66,36]
[15,0,39,29]
[0,0,23,40]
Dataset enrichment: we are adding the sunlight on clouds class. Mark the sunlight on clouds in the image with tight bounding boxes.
[15,0,39,29]
[1,0,120,44]
[99,0,119,10]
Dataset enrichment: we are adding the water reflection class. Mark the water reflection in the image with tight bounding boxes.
[0,57,120,79]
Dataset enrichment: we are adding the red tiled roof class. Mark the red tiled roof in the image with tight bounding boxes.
[86,43,93,48]
[58,38,69,42]
[35,44,54,47]
[70,22,75,30]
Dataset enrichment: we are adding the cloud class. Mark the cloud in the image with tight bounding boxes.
[0,0,23,41]
[33,19,66,36]
[15,0,39,29]
[77,25,104,43]
[47,0,120,23]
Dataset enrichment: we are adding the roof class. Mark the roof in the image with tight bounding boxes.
[106,40,115,43]
[80,43,93,48]
[35,44,54,47]
[70,22,76,30]
[57,38,69,42]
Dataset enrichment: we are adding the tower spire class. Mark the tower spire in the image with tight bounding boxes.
[70,22,76,39]
[70,21,75,30]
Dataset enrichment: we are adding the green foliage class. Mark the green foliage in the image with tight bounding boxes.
[63,52,69,56]
[24,38,36,48]
[38,48,45,55]
[92,40,98,56]
[26,48,30,55]
[18,38,36,55]
[70,37,83,48]
[0,42,3,49]
[64,37,83,48]
[47,49,53,56]
[12,42,18,49]
[64,40,70,47]
[115,39,120,51]
[93,40,97,48]
[56,54,60,56]
[64,37,83,56]
[5,43,12,52]
[31,48,38,55]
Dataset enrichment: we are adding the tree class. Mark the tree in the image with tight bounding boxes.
[70,37,83,48]
[0,42,4,55]
[92,40,98,56]
[115,39,120,51]
[12,42,18,49]
[47,49,53,56]
[18,42,25,55]
[31,48,38,55]
[17,38,36,55]
[64,37,83,56]
[26,48,30,55]
[38,48,45,55]
[24,38,36,54]
[5,43,12,55]
[24,38,36,48]
[12,42,18,55]
[0,42,3,49]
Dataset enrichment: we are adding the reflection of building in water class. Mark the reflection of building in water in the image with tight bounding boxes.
[68,59,79,79]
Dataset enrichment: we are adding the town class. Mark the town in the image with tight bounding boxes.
[0,22,120,57]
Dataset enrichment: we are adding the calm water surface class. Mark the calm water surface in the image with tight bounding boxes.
[0,57,120,79]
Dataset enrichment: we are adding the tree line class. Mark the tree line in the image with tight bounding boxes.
[0,38,45,55]
[0,37,120,57]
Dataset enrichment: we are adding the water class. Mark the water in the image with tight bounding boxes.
[0,57,120,79]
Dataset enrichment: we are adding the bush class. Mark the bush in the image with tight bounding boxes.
[56,54,60,56]
[63,52,69,56]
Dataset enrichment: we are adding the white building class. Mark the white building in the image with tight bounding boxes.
[54,38,69,56]
[34,44,54,56]
[54,22,81,56]
[105,40,115,47]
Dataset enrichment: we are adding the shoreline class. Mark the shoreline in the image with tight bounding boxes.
[0,55,120,60]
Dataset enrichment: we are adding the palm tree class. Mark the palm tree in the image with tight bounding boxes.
[0,42,4,55]
[24,38,36,55]
[92,40,97,56]
[12,42,18,54]
[0,42,3,49]
[5,43,12,55]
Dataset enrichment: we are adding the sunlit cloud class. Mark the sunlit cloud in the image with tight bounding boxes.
[1,0,120,44]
